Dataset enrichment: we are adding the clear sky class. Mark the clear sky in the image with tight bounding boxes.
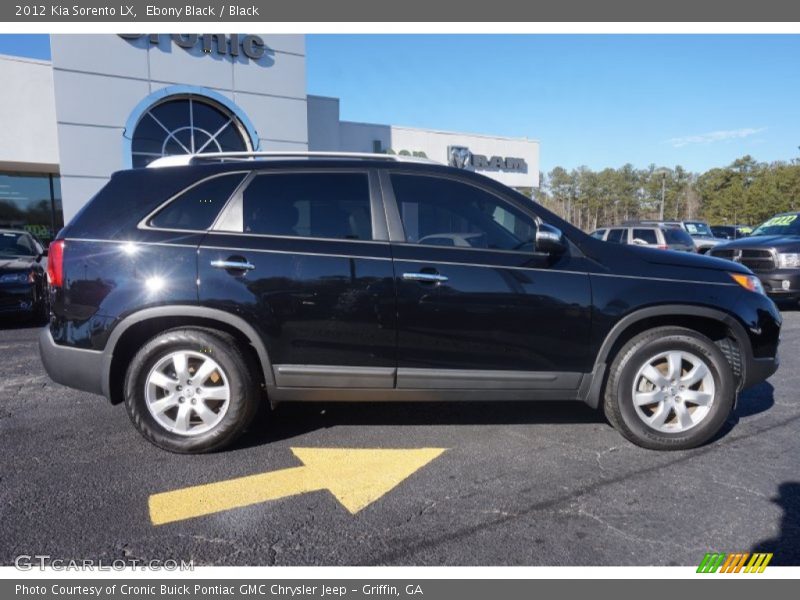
[3,34,799,174]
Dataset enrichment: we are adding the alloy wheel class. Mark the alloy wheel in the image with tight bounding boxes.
[631,350,716,433]
[144,350,231,436]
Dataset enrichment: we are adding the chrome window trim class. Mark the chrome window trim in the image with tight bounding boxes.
[198,244,393,262]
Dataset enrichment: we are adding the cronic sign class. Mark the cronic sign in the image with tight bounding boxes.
[119,34,267,60]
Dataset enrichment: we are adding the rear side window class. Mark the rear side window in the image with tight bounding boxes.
[242,173,372,240]
[149,173,245,230]
[606,229,626,243]
[632,229,658,244]
[663,227,694,245]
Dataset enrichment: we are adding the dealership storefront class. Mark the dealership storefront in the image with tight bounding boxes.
[0,34,539,243]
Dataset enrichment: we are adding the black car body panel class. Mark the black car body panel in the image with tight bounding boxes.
[41,158,781,412]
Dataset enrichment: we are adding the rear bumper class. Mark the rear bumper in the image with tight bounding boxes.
[38,327,105,396]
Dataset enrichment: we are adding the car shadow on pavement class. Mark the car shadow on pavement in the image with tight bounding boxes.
[233,380,777,450]
[751,481,800,565]
[734,381,776,418]
[235,400,606,447]
[0,317,46,330]
[710,381,775,443]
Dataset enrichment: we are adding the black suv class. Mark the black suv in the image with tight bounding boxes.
[39,152,781,453]
[710,212,800,303]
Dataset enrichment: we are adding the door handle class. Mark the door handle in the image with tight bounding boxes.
[402,272,448,283]
[211,259,256,271]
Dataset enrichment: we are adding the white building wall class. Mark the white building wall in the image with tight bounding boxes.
[0,55,59,173]
[50,34,308,222]
[388,126,540,188]
[307,95,343,151]
[307,107,540,188]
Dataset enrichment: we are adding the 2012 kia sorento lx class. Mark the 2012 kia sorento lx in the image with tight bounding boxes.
[39,152,781,453]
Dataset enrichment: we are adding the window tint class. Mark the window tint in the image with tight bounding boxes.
[632,229,658,244]
[663,227,694,245]
[150,173,245,230]
[606,229,626,243]
[242,173,372,240]
[390,174,536,251]
[591,229,606,239]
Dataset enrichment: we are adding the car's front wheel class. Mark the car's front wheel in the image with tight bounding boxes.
[124,327,260,453]
[603,326,735,450]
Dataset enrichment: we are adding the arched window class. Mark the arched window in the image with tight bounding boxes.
[130,95,252,168]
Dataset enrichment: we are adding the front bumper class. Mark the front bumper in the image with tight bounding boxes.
[743,355,780,389]
[39,327,105,396]
[756,269,800,300]
[0,283,36,314]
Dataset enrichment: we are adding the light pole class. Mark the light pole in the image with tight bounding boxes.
[654,168,669,220]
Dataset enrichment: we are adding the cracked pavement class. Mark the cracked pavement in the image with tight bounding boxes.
[1,312,799,566]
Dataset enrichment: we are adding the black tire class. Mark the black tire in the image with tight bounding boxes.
[603,326,735,450]
[124,327,261,453]
[33,295,49,325]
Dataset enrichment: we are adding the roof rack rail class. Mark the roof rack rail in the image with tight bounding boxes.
[146,151,439,169]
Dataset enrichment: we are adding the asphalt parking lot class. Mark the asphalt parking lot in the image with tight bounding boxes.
[1,312,799,566]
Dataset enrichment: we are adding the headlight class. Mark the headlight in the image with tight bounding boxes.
[0,272,30,284]
[730,273,766,295]
[776,253,800,269]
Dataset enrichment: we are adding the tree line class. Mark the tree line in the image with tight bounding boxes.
[524,155,800,231]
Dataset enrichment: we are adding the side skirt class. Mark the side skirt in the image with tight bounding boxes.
[269,365,589,404]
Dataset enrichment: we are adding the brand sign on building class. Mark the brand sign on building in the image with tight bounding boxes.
[118,34,268,60]
[447,145,528,174]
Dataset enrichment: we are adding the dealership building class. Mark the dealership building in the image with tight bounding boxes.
[0,34,540,242]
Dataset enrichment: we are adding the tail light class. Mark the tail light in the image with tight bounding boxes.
[47,239,65,287]
[657,244,668,250]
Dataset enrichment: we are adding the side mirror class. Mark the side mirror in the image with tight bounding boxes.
[535,224,567,255]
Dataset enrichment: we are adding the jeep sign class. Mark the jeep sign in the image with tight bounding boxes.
[447,145,528,173]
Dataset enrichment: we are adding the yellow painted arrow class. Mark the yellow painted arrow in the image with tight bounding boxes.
[149,447,446,525]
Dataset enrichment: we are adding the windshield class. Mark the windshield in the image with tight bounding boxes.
[684,221,713,237]
[0,232,38,256]
[751,214,800,237]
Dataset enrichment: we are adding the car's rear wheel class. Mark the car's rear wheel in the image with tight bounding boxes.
[124,327,260,453]
[603,326,735,450]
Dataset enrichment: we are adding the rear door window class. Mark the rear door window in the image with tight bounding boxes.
[632,229,658,244]
[663,228,695,245]
[240,172,372,240]
[149,173,245,230]
[606,228,626,244]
